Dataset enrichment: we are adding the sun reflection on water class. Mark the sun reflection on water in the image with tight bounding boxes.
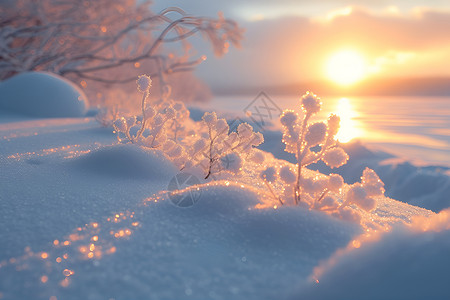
[334,98,363,143]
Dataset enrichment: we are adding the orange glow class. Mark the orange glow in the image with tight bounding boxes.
[60,278,70,288]
[63,269,74,277]
[134,62,141,68]
[41,275,48,283]
[63,253,68,259]
[89,244,95,251]
[79,246,88,254]
[92,236,99,242]
[63,241,70,246]
[41,252,48,259]
[56,257,62,263]
[132,222,139,227]
[69,234,81,241]
[352,240,361,248]
[326,50,367,85]
[106,246,117,254]
[88,252,94,259]
[100,26,107,33]
[53,240,59,246]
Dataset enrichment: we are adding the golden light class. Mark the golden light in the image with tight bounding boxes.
[326,50,367,85]
[335,98,362,143]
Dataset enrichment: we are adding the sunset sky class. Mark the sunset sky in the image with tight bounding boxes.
[153,0,450,93]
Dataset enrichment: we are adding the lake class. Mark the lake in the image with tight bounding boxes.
[202,94,450,167]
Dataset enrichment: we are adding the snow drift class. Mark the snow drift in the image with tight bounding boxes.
[0,72,88,118]
[71,144,177,180]
[295,208,450,300]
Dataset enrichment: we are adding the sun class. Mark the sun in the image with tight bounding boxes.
[326,50,367,85]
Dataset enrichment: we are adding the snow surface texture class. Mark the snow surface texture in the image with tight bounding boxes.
[0,72,88,118]
[293,208,450,300]
[0,112,445,300]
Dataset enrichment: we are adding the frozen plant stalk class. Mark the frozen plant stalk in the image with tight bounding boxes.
[280,92,349,205]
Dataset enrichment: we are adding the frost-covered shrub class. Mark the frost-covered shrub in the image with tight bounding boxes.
[341,168,385,212]
[257,92,386,224]
[184,112,264,179]
[112,75,193,169]
[280,92,349,204]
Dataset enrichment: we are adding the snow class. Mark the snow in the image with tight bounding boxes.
[295,208,450,300]
[71,144,178,180]
[0,106,445,299]
[0,72,88,118]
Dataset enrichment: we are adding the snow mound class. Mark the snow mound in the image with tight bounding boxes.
[0,72,88,117]
[296,208,450,300]
[71,144,177,180]
[165,182,261,214]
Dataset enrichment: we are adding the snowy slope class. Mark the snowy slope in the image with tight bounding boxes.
[0,115,440,300]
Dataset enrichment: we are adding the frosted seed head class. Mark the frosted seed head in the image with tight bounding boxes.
[220,152,243,174]
[361,168,385,196]
[237,123,253,139]
[250,151,265,164]
[328,174,344,192]
[260,167,277,182]
[358,196,377,211]
[346,184,367,204]
[202,112,217,128]
[113,117,127,133]
[323,147,349,168]
[302,177,316,194]
[321,195,339,209]
[327,114,340,137]
[313,178,328,193]
[216,119,229,135]
[164,106,176,119]
[226,132,239,146]
[279,166,296,184]
[305,122,327,146]
[301,92,321,115]
[251,132,264,146]
[136,75,152,92]
[280,110,298,127]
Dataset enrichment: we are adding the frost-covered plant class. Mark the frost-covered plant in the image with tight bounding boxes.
[341,168,385,212]
[260,164,384,223]
[280,92,349,205]
[113,75,182,151]
[260,167,284,206]
[185,112,264,179]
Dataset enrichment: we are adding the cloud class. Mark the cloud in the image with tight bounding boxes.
[191,7,450,89]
